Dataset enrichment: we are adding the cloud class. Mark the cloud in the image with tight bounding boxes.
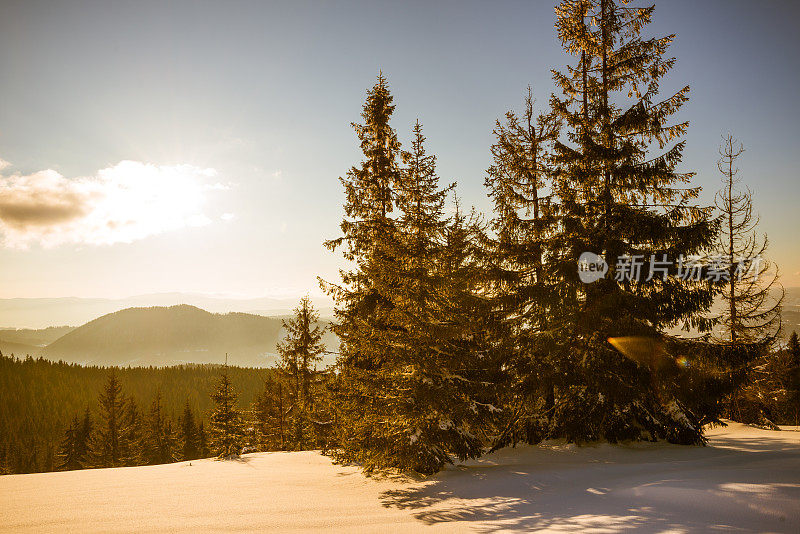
[221,213,235,221]
[0,160,224,248]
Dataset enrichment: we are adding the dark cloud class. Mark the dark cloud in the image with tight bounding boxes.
[0,191,89,230]
[0,162,221,248]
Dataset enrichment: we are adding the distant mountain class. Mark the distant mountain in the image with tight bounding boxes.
[782,310,800,336]
[39,305,337,368]
[0,326,74,346]
[0,293,334,329]
[0,339,40,357]
[0,326,76,357]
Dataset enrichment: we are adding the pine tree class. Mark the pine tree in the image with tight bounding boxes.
[325,102,493,473]
[57,407,93,471]
[141,390,175,465]
[76,406,92,467]
[122,400,144,466]
[481,88,564,446]
[713,135,783,346]
[711,135,783,422]
[320,74,407,470]
[208,366,246,458]
[789,332,800,367]
[178,400,200,460]
[277,297,326,449]
[251,374,288,450]
[537,0,718,444]
[56,416,82,471]
[321,73,402,373]
[88,372,130,467]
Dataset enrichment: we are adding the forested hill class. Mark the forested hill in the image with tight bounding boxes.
[0,355,271,473]
[0,326,74,357]
[36,304,336,368]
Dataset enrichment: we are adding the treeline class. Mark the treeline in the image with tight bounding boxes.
[0,355,268,473]
[0,297,333,474]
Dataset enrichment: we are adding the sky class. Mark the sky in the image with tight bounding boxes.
[0,0,798,300]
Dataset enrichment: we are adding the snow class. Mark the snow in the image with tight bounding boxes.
[2,422,799,532]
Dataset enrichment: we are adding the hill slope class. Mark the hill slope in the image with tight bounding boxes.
[0,294,334,329]
[0,338,40,357]
[0,326,76,357]
[0,326,74,347]
[0,422,797,532]
[40,305,336,367]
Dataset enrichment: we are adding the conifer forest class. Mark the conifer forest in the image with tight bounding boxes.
[1,1,799,532]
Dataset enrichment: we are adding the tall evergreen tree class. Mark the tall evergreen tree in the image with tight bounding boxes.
[178,400,200,461]
[122,400,143,466]
[789,332,800,367]
[321,73,402,372]
[713,135,783,346]
[325,98,494,473]
[277,297,326,449]
[88,372,130,467]
[371,124,492,474]
[320,74,407,470]
[197,422,210,458]
[251,374,289,450]
[534,0,719,444]
[76,406,93,467]
[208,366,246,458]
[56,416,82,471]
[711,135,783,422]
[481,88,564,446]
[141,390,175,465]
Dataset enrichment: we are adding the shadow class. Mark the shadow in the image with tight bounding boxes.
[380,434,800,533]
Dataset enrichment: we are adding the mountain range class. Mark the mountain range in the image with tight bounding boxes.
[0,293,334,329]
[0,305,337,368]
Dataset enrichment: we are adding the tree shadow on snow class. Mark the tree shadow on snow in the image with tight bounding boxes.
[379,438,800,533]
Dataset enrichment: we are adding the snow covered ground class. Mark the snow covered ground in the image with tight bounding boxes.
[1,421,798,533]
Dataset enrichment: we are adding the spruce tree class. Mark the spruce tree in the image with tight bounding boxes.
[325,102,493,473]
[88,372,130,467]
[539,0,718,444]
[253,375,290,450]
[713,135,783,346]
[320,74,406,470]
[251,374,288,450]
[141,390,175,465]
[277,297,326,449]
[56,416,82,471]
[178,400,200,460]
[76,406,92,467]
[481,88,564,445]
[372,124,491,474]
[321,72,402,373]
[712,135,783,422]
[122,400,143,466]
[209,366,246,458]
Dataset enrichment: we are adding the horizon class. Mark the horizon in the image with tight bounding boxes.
[1,0,799,299]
